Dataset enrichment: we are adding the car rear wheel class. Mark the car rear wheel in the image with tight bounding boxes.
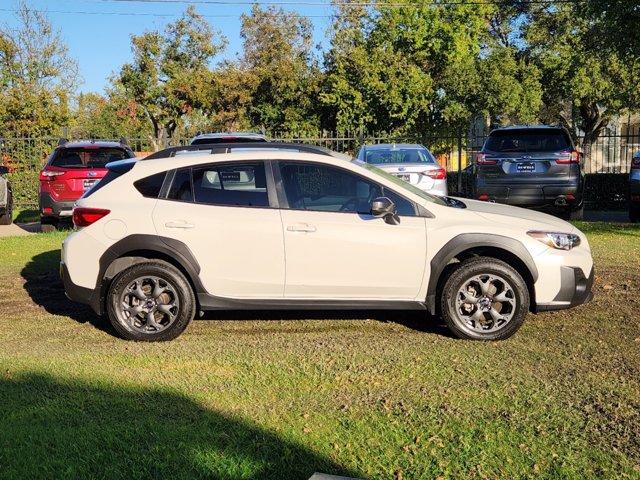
[106,260,196,341]
[440,257,530,341]
[0,192,12,225]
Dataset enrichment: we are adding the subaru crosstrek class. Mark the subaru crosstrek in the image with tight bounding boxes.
[40,139,136,230]
[61,142,594,342]
[475,126,585,219]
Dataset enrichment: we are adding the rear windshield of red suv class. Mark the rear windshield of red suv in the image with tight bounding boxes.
[50,147,131,168]
[485,129,572,153]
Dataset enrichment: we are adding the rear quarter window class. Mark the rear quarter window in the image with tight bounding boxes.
[485,129,572,153]
[134,172,166,198]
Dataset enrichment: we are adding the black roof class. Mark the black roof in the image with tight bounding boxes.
[142,142,342,160]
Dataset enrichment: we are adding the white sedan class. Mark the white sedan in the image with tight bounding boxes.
[356,143,448,196]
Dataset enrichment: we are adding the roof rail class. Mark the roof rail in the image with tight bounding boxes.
[142,142,340,160]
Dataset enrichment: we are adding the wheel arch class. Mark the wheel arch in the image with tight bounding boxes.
[96,235,203,315]
[426,233,538,314]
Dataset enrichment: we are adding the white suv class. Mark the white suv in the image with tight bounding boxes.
[61,142,594,342]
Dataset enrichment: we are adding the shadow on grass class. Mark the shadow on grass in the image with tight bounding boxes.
[20,249,112,334]
[12,208,39,224]
[21,249,451,338]
[0,372,358,479]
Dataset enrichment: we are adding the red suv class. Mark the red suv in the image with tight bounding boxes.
[39,139,136,230]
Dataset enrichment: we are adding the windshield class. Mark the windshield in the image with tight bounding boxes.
[484,129,571,153]
[364,147,436,165]
[354,160,447,206]
[50,147,131,168]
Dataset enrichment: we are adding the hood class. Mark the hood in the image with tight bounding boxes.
[459,198,578,233]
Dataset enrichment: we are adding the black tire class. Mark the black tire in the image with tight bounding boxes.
[630,206,640,223]
[439,256,530,341]
[0,192,12,225]
[106,260,196,342]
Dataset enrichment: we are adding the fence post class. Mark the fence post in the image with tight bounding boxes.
[457,129,463,195]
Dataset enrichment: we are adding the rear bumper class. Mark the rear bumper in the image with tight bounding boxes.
[60,261,102,315]
[475,180,583,209]
[536,266,594,312]
[39,192,76,221]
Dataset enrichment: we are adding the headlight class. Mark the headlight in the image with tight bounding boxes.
[527,231,581,250]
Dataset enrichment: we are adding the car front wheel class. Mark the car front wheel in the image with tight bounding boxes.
[106,260,196,341]
[440,257,530,341]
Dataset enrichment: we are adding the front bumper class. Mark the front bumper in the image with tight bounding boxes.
[60,261,102,315]
[536,266,594,312]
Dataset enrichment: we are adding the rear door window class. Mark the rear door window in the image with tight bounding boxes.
[485,129,572,153]
[192,162,270,207]
[50,148,132,168]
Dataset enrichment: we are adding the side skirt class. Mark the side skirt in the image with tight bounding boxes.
[198,294,428,311]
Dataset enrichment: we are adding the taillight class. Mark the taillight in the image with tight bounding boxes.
[72,207,110,227]
[631,156,640,170]
[423,168,446,180]
[476,153,497,165]
[557,150,581,164]
[39,169,65,181]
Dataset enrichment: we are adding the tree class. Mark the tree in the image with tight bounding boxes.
[321,1,542,135]
[114,6,226,150]
[70,92,152,141]
[238,5,322,133]
[525,1,640,164]
[0,1,79,136]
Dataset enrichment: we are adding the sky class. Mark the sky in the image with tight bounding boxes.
[0,0,335,94]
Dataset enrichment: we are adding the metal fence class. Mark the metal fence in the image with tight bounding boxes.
[1,128,638,207]
[2,128,638,173]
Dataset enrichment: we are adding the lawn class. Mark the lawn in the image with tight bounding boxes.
[0,224,639,479]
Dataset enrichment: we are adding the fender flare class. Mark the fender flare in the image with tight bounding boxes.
[94,234,204,314]
[426,233,539,314]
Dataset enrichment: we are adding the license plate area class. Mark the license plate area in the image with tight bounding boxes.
[516,162,535,172]
[395,174,411,182]
[83,179,97,191]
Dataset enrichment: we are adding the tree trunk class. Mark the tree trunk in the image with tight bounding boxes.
[576,101,609,174]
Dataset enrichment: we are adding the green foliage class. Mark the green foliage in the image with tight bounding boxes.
[238,5,322,133]
[7,170,39,207]
[525,1,640,154]
[114,6,226,149]
[0,1,77,137]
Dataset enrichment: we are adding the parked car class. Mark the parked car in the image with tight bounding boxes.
[190,132,268,145]
[39,139,136,231]
[356,143,447,196]
[474,126,585,220]
[630,151,640,222]
[0,164,13,225]
[61,142,593,342]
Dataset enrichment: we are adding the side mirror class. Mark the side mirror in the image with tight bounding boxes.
[0,166,8,175]
[371,196,400,225]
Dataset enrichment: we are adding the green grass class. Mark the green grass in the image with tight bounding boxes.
[1,225,639,479]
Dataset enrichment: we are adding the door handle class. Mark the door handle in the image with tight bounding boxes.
[165,220,195,229]
[286,223,316,233]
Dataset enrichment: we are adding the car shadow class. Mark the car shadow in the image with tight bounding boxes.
[21,249,452,339]
[20,249,114,335]
[0,372,360,479]
[202,310,453,337]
